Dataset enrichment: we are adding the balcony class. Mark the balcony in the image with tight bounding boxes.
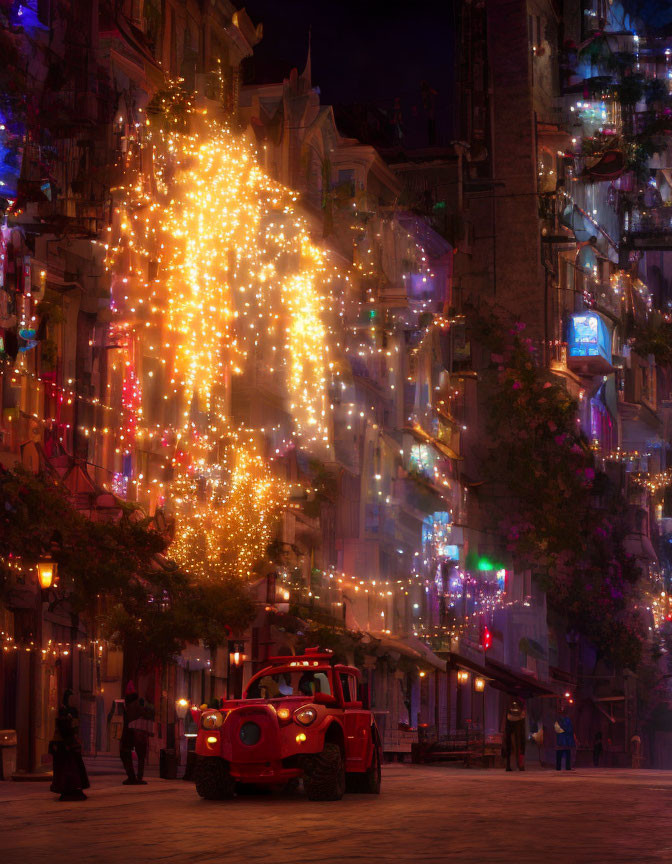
[393,473,448,519]
[622,204,672,250]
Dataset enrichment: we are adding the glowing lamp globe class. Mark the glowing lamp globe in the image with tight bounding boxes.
[475,677,486,692]
[230,643,246,667]
[175,698,190,720]
[37,560,56,590]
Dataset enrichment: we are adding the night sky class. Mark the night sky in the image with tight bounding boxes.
[242,0,457,146]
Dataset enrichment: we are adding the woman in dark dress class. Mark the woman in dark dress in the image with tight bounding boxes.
[49,689,90,801]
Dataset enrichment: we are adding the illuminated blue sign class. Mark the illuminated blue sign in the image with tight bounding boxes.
[568,312,610,363]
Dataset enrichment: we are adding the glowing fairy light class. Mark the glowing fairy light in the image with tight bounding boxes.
[169,439,286,582]
[109,88,337,446]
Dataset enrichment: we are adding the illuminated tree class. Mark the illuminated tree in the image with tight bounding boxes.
[169,442,286,583]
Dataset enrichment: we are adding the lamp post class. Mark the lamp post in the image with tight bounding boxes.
[475,677,487,756]
[175,698,191,779]
[24,557,58,774]
[456,669,469,735]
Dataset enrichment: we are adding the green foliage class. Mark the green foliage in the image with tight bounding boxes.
[301,460,337,519]
[617,74,646,107]
[0,466,255,673]
[578,34,611,66]
[645,78,670,108]
[581,133,621,157]
[467,305,646,668]
[36,296,64,325]
[295,624,363,666]
[629,317,672,366]
[146,85,195,134]
[40,338,58,369]
[105,577,255,672]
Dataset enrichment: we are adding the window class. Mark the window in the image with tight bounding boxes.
[339,672,354,702]
[336,169,355,197]
[245,669,332,699]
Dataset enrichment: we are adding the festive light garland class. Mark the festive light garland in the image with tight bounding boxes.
[107,97,338,448]
[169,439,286,582]
[629,471,672,493]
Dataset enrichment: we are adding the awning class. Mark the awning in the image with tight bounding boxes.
[537,123,572,152]
[624,533,658,564]
[440,651,556,698]
[405,423,460,461]
[402,634,448,671]
[368,632,446,671]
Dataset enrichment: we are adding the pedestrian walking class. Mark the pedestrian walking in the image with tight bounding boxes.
[49,689,90,801]
[120,681,148,785]
[503,697,526,771]
[554,705,575,771]
[129,698,155,779]
[593,731,603,767]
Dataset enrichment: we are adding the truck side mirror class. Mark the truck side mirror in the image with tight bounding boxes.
[358,683,370,710]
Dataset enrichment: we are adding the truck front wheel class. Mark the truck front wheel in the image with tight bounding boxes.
[195,757,236,800]
[303,743,345,801]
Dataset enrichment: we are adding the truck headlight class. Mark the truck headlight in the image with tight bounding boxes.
[201,710,223,730]
[294,706,317,726]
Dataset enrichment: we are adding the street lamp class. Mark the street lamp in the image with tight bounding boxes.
[36,558,56,590]
[228,641,246,699]
[174,698,192,780]
[229,642,246,668]
[474,677,487,756]
[175,698,190,720]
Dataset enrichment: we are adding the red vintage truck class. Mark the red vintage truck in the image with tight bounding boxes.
[193,648,381,800]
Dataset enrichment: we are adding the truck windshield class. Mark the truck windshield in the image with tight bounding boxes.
[245,670,332,699]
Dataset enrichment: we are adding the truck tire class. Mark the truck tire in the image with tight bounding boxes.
[362,747,381,794]
[195,757,236,800]
[303,743,346,801]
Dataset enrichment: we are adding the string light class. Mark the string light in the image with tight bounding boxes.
[169,438,286,582]
[108,90,338,448]
[630,471,672,493]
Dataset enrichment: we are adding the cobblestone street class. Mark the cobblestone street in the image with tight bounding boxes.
[3,764,671,864]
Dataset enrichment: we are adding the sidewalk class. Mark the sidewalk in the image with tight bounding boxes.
[83,753,161,777]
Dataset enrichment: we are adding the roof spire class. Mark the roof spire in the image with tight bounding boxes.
[301,26,312,89]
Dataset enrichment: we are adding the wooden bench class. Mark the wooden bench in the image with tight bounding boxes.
[412,734,496,767]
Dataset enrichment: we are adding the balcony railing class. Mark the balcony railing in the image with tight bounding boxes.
[626,204,672,237]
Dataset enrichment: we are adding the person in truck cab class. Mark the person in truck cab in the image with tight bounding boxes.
[260,676,281,698]
[299,671,316,696]
[298,670,330,696]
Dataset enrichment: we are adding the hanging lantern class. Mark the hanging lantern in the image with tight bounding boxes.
[36,559,56,590]
[229,642,246,667]
[474,677,486,692]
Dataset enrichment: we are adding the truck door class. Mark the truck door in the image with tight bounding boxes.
[340,671,371,771]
